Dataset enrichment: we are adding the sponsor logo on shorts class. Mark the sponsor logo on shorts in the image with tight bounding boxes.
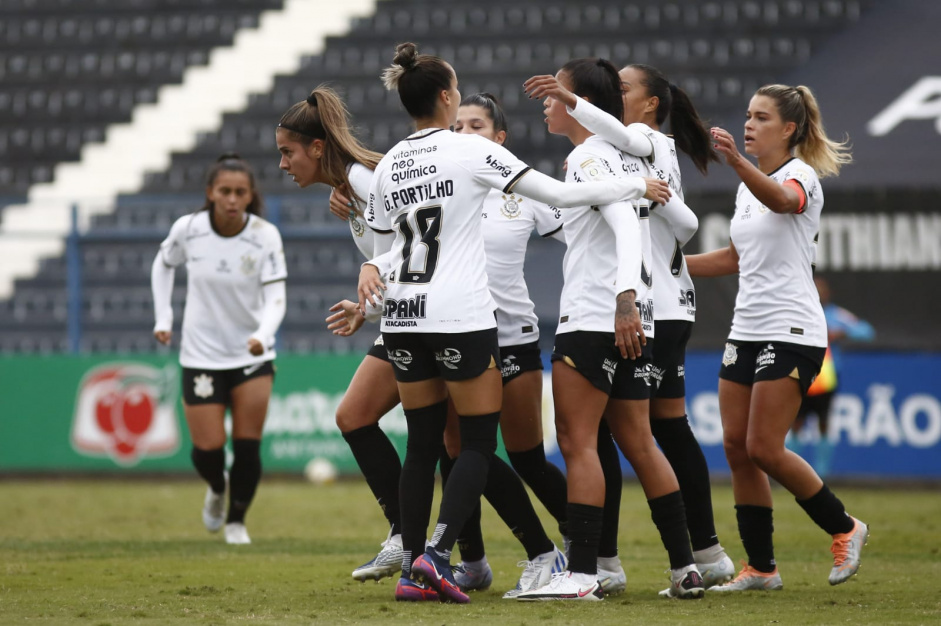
[501,355,521,379]
[603,358,617,384]
[373,335,384,347]
[194,373,214,398]
[649,364,665,389]
[635,362,653,386]
[387,349,413,371]
[384,293,427,327]
[242,363,264,376]
[722,343,738,367]
[435,348,463,370]
[755,343,776,373]
[677,364,685,378]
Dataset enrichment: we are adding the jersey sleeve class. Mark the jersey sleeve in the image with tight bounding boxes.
[365,166,394,234]
[780,161,820,214]
[347,162,375,208]
[567,98,654,158]
[158,216,188,267]
[260,225,287,284]
[462,136,532,194]
[531,199,564,238]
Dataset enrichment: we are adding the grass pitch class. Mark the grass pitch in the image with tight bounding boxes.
[1,479,939,625]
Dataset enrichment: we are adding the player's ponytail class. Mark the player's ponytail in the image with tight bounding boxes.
[202,152,264,216]
[627,64,718,175]
[560,57,623,124]
[756,84,852,178]
[382,42,454,120]
[277,85,382,202]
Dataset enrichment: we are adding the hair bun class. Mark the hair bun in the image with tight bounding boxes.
[217,151,241,162]
[393,42,418,70]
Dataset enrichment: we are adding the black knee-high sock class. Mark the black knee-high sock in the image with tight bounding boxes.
[399,400,448,576]
[342,423,402,535]
[598,420,622,559]
[191,446,226,494]
[649,491,694,570]
[796,484,855,535]
[651,415,719,551]
[508,443,569,538]
[442,450,487,563]
[483,455,554,560]
[429,412,500,555]
[227,439,261,524]
[568,502,603,575]
[736,505,776,573]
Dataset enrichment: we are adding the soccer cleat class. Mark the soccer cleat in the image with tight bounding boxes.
[202,486,225,533]
[697,553,736,588]
[658,565,706,599]
[516,571,605,602]
[829,517,869,585]
[710,562,783,592]
[352,532,404,582]
[454,562,493,592]
[597,561,627,595]
[412,547,470,604]
[394,576,439,602]
[503,545,568,599]
[224,522,251,545]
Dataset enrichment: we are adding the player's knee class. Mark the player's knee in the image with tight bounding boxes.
[723,434,750,468]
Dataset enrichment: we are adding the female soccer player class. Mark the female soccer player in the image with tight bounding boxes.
[151,153,286,545]
[275,86,406,582]
[685,84,867,591]
[525,64,735,591]
[360,42,668,604]
[445,92,568,598]
[517,58,702,602]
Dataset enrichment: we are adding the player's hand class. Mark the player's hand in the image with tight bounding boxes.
[710,127,744,167]
[358,264,386,312]
[154,330,172,345]
[614,290,646,359]
[329,184,357,221]
[523,75,578,109]
[247,338,264,356]
[642,177,671,205]
[326,299,365,337]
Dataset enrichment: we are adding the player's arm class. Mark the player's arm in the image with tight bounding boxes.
[653,193,699,246]
[599,202,646,359]
[686,240,740,277]
[465,138,670,209]
[249,280,286,355]
[150,253,175,345]
[523,75,654,157]
[711,126,803,214]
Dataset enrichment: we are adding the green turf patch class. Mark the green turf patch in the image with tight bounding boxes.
[0,480,938,624]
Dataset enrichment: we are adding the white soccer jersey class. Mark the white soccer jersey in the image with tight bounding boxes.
[159,211,287,368]
[556,136,654,337]
[641,127,697,322]
[481,188,563,346]
[728,157,827,347]
[365,129,533,333]
[347,162,379,259]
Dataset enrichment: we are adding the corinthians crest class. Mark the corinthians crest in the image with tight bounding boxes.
[350,214,366,237]
[500,194,523,219]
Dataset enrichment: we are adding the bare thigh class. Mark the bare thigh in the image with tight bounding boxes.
[230,374,273,440]
[185,403,227,450]
[553,362,609,506]
[500,370,544,453]
[336,355,400,432]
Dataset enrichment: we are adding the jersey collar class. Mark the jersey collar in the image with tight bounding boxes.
[405,128,448,141]
[208,209,251,238]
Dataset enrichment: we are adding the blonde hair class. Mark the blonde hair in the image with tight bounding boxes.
[277,85,382,201]
[755,84,852,178]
